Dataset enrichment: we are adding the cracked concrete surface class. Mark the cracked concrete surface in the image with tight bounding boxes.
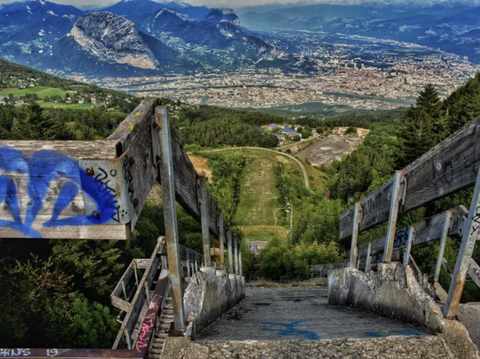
[197,286,428,342]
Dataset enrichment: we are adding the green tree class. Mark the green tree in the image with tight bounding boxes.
[400,84,446,165]
[50,240,123,298]
[10,102,61,140]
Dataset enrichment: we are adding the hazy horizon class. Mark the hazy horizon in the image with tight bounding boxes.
[0,0,478,10]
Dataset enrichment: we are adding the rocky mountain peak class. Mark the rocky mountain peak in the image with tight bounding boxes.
[205,8,241,26]
[70,11,159,70]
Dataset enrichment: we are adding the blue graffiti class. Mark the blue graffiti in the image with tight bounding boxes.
[260,321,321,340]
[0,147,117,238]
[365,330,423,338]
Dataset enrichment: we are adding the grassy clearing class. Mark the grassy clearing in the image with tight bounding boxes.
[233,152,280,227]
[38,102,93,109]
[0,86,72,99]
[239,225,288,242]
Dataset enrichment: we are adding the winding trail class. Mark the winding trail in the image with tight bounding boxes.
[201,147,310,189]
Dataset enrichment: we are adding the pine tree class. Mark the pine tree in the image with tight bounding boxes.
[10,102,61,140]
[401,106,437,164]
[400,84,447,165]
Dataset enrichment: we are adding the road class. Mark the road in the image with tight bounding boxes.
[197,286,426,342]
[201,147,310,189]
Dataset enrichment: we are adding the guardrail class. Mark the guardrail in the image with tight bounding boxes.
[0,100,244,357]
[339,115,480,319]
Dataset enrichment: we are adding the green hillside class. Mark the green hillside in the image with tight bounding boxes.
[0,59,139,112]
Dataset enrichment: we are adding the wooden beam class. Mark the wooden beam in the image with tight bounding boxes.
[340,116,480,240]
[358,205,468,259]
[348,202,361,268]
[156,106,185,331]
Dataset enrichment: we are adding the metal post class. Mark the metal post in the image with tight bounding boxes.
[434,211,453,282]
[144,281,150,303]
[234,238,239,275]
[349,202,362,268]
[156,106,186,331]
[195,253,198,272]
[121,280,127,300]
[289,204,293,244]
[186,248,191,278]
[365,242,372,272]
[124,329,131,350]
[218,209,225,270]
[133,261,139,287]
[383,171,404,263]
[198,176,211,266]
[403,226,416,267]
[445,166,480,319]
[227,229,234,273]
[239,241,243,276]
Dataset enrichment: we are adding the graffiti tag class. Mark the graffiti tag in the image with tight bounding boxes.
[0,147,117,238]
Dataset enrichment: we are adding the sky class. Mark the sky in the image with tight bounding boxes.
[0,0,477,10]
[0,0,319,7]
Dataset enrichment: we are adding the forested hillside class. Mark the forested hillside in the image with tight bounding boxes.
[258,73,480,303]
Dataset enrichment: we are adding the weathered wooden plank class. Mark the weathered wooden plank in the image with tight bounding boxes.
[358,206,468,258]
[340,116,480,240]
[0,140,117,159]
[340,179,394,240]
[170,128,200,220]
[109,98,160,231]
[207,192,219,237]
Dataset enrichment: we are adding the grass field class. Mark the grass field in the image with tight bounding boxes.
[38,102,93,109]
[190,148,324,245]
[233,152,281,227]
[0,86,72,99]
[238,225,288,241]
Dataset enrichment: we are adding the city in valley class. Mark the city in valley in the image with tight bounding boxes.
[80,40,480,113]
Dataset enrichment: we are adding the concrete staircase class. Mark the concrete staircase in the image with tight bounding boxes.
[149,296,174,358]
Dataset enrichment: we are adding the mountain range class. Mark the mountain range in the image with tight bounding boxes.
[0,0,292,77]
[1,0,480,77]
[239,2,480,63]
